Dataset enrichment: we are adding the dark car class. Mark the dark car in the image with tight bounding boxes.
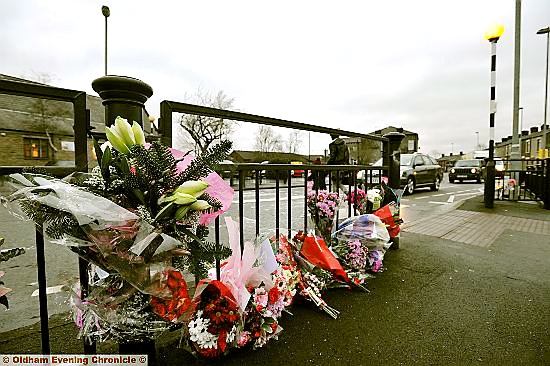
[449,159,485,183]
[400,153,444,195]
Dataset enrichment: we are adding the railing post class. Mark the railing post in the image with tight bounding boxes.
[92,75,153,127]
[383,132,405,190]
[91,75,156,359]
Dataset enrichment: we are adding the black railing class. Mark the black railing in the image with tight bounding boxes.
[0,79,90,354]
[216,162,387,247]
[491,158,550,208]
[159,100,401,250]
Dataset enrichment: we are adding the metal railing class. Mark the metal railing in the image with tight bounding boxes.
[216,162,388,246]
[491,158,550,208]
[0,80,398,356]
[158,100,400,249]
[0,79,91,354]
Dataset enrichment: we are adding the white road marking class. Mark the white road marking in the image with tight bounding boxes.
[31,285,66,297]
[447,195,455,203]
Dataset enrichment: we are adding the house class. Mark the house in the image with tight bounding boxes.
[229,150,308,164]
[0,73,105,167]
[343,126,419,165]
[495,125,549,159]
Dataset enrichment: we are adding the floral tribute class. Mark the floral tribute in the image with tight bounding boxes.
[0,117,403,359]
[0,116,233,343]
[306,189,342,244]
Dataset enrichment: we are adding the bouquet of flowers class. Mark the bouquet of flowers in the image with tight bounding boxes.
[217,218,286,351]
[0,236,25,309]
[0,117,234,343]
[306,189,341,245]
[332,214,392,275]
[284,232,341,318]
[186,280,241,358]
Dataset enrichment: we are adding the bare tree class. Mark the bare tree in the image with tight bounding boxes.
[286,131,302,154]
[178,90,237,154]
[254,125,283,153]
[29,73,67,164]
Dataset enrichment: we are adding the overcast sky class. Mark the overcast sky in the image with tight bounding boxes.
[2,0,550,157]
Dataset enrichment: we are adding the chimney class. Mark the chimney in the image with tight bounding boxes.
[531,126,539,133]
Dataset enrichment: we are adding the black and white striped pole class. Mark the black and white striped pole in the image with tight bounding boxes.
[484,23,504,208]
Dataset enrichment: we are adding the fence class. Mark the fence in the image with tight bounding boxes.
[0,77,402,356]
[0,79,91,354]
[491,158,550,209]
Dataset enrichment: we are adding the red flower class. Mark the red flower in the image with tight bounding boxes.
[268,287,280,304]
[150,269,191,322]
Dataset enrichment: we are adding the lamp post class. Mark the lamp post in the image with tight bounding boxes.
[537,26,549,158]
[475,131,479,150]
[484,23,504,208]
[102,5,110,75]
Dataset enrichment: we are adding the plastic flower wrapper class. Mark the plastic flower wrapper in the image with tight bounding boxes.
[215,217,278,312]
[332,214,391,251]
[70,272,179,343]
[184,279,242,358]
[230,232,301,350]
[0,117,234,343]
[329,237,373,289]
[0,236,26,309]
[299,232,350,284]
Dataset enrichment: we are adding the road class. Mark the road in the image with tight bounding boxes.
[0,174,483,333]
[400,173,484,223]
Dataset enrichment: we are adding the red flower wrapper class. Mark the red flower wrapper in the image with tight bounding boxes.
[275,233,340,319]
[299,233,350,284]
[373,203,400,238]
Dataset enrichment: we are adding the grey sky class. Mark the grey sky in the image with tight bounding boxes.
[2,0,549,156]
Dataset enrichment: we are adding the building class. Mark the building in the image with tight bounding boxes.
[0,74,105,167]
[495,125,549,159]
[344,126,419,165]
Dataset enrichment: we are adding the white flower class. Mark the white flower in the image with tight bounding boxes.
[188,311,218,349]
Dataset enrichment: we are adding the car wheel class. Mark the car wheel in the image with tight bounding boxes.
[449,178,455,183]
[405,177,415,195]
[430,176,441,191]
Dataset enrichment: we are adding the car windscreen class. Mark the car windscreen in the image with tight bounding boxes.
[455,160,481,167]
[400,154,413,166]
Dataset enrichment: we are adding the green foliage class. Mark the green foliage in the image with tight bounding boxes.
[173,224,232,279]
[178,140,233,182]
[18,200,86,241]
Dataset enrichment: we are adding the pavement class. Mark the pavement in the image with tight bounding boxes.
[1,196,549,365]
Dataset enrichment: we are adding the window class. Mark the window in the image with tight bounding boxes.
[24,137,49,160]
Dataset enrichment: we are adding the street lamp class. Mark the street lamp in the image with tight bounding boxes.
[484,23,504,208]
[102,5,110,75]
[537,26,549,158]
[475,131,479,150]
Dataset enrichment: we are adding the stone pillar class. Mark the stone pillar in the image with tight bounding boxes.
[92,75,153,127]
